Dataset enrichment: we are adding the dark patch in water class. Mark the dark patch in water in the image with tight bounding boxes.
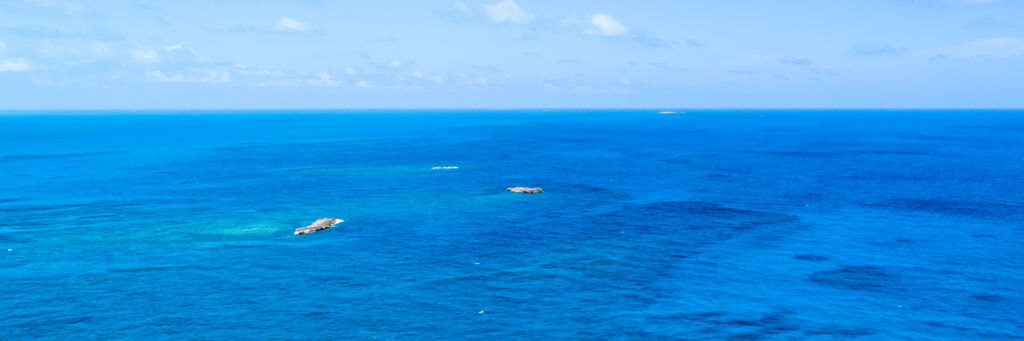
[794,254,829,262]
[583,201,801,267]
[745,150,930,158]
[865,198,1024,220]
[651,311,801,338]
[809,265,896,291]
[220,243,270,249]
[845,171,934,182]
[649,311,729,324]
[852,150,932,156]
[302,311,331,317]
[16,316,93,328]
[0,232,31,243]
[894,134,965,142]
[547,183,633,208]
[726,332,764,340]
[606,201,797,230]
[971,294,1005,302]
[0,200,145,214]
[922,320,973,332]
[951,125,1024,132]
[0,151,124,162]
[803,325,876,337]
[108,265,207,273]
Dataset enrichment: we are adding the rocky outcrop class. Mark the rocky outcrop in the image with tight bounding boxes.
[507,186,543,193]
[294,218,344,235]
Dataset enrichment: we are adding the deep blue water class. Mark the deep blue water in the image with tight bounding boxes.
[1,110,1022,340]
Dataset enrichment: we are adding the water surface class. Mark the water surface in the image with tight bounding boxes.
[1,110,1022,339]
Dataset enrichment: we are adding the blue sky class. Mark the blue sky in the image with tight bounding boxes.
[1,0,1022,109]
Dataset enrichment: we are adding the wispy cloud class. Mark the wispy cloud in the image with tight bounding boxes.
[777,56,814,65]
[130,43,213,65]
[453,1,472,16]
[129,48,160,64]
[164,42,185,52]
[949,0,1002,4]
[15,0,86,15]
[0,59,30,72]
[587,14,628,36]
[438,1,474,22]
[631,31,669,48]
[933,36,1024,59]
[847,44,906,56]
[560,14,670,48]
[563,14,630,36]
[146,69,231,84]
[483,0,532,24]
[472,64,502,72]
[274,16,313,33]
[309,72,341,87]
[653,63,689,72]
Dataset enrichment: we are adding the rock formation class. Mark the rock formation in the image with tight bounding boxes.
[507,186,543,193]
[294,218,344,235]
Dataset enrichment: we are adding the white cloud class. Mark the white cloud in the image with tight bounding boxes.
[20,0,84,14]
[412,71,423,78]
[937,37,1024,58]
[588,14,628,36]
[357,80,372,88]
[778,56,814,65]
[560,16,584,27]
[0,59,30,72]
[454,1,472,16]
[145,70,182,82]
[130,48,160,63]
[38,40,112,59]
[310,72,341,87]
[484,0,533,24]
[164,42,185,52]
[564,13,630,36]
[130,44,215,66]
[388,60,402,68]
[274,17,312,33]
[0,41,6,55]
[950,0,1001,4]
[146,69,231,84]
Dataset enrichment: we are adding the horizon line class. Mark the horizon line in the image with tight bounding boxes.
[1,107,1023,113]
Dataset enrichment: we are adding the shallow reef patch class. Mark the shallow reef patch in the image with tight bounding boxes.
[808,265,897,291]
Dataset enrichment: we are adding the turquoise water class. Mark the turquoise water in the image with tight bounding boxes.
[1,110,1022,339]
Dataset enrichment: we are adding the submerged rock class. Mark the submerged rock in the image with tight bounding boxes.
[294,218,344,235]
[507,186,543,194]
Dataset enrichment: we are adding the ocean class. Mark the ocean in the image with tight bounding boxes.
[1,110,1022,340]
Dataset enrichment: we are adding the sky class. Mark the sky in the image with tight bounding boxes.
[1,0,1023,109]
